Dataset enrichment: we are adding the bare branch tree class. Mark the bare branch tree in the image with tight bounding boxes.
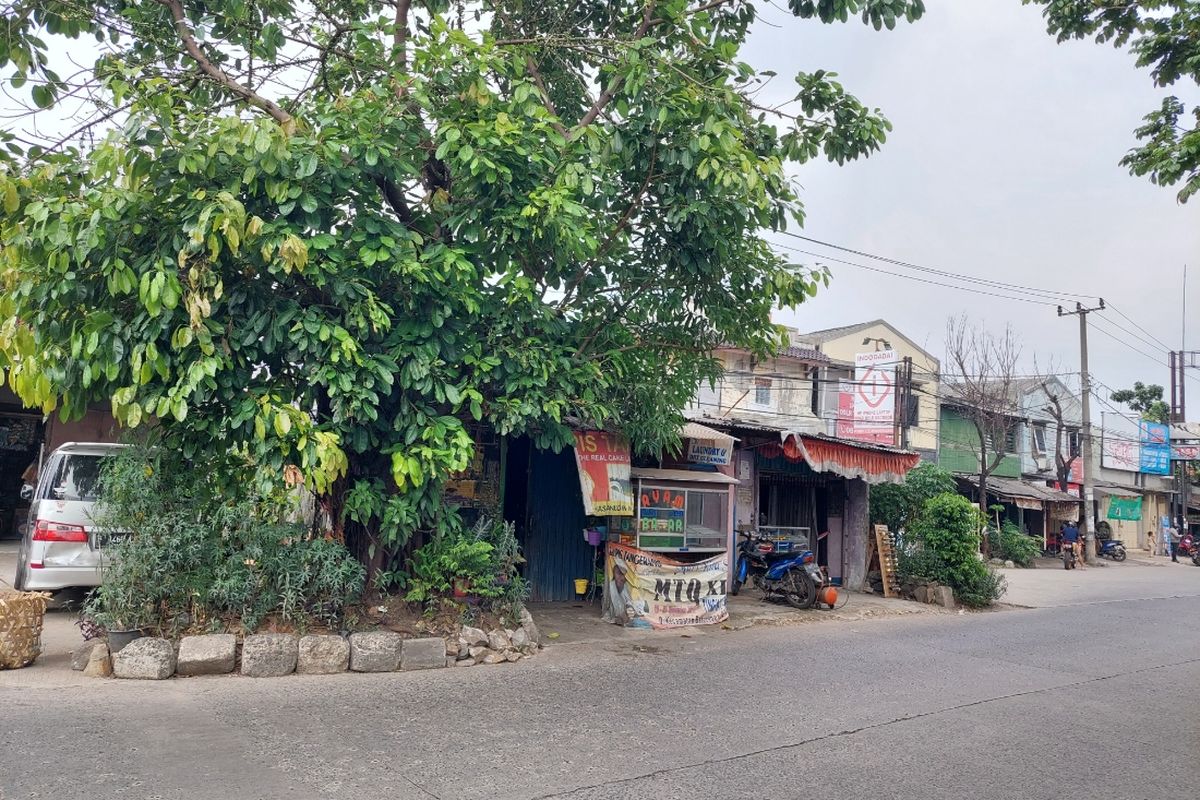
[945,316,1022,538]
[1039,379,1080,495]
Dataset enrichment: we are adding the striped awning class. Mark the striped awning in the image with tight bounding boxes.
[757,434,919,485]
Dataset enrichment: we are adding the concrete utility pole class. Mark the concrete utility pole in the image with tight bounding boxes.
[1058,300,1105,561]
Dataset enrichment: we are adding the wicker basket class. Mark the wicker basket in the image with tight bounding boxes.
[0,591,50,669]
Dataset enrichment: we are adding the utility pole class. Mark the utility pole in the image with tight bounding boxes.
[894,356,914,450]
[1058,299,1105,561]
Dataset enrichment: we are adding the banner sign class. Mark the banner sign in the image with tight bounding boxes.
[686,439,732,466]
[1101,434,1139,473]
[1139,422,1172,475]
[1172,442,1200,461]
[1107,497,1142,521]
[835,348,898,446]
[572,431,634,516]
[602,543,729,629]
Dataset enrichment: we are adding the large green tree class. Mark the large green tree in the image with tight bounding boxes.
[1025,0,1200,203]
[0,0,922,577]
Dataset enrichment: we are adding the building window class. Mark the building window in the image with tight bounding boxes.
[1068,429,1080,458]
[905,393,920,427]
[1032,424,1047,455]
[1004,425,1018,454]
[754,378,771,406]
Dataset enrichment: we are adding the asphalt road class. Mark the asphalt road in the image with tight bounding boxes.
[2,563,1198,800]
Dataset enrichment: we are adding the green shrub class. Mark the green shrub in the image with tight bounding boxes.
[905,492,1006,608]
[870,463,957,534]
[84,446,364,635]
[405,515,529,616]
[987,521,1041,567]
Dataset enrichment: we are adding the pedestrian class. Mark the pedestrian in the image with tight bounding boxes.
[1169,523,1181,562]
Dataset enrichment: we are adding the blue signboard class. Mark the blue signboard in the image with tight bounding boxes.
[1139,422,1172,475]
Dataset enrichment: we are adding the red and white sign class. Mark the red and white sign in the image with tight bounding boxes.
[1172,442,1200,461]
[835,348,898,447]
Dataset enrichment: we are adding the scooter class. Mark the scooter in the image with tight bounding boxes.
[1062,541,1078,570]
[1097,539,1127,562]
[731,531,822,609]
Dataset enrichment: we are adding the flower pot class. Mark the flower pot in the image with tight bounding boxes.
[106,629,143,654]
[452,578,471,598]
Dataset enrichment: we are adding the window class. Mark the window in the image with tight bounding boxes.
[1032,424,1048,455]
[810,368,820,416]
[754,378,771,406]
[1068,429,1080,458]
[1004,426,1019,455]
[38,454,105,502]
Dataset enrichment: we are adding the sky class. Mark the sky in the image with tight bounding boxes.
[2,1,1197,419]
[745,0,1200,414]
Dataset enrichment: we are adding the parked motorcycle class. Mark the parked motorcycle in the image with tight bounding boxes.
[1178,534,1196,560]
[1062,541,1078,570]
[1097,539,1127,562]
[731,531,822,609]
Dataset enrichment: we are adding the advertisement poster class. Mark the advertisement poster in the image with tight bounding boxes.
[602,543,729,629]
[835,349,898,446]
[572,431,634,515]
[686,438,732,466]
[1139,422,1172,476]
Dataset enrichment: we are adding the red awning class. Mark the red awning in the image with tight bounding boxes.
[760,434,919,485]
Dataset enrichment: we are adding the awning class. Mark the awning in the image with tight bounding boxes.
[681,421,737,445]
[631,467,739,485]
[786,435,919,485]
[1094,483,1141,498]
[961,476,1081,508]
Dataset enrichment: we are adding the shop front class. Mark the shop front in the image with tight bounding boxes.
[714,424,919,591]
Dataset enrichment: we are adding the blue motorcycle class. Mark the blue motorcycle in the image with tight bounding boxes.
[730,531,821,609]
[1097,538,1127,562]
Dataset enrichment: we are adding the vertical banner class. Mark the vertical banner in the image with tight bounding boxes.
[602,543,729,629]
[1139,422,1172,475]
[572,431,634,515]
[836,351,897,445]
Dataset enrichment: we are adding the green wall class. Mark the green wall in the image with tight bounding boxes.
[938,406,1020,478]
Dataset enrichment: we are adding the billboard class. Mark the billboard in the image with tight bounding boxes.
[1139,422,1172,475]
[835,350,897,446]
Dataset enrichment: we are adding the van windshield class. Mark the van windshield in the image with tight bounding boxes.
[40,454,105,502]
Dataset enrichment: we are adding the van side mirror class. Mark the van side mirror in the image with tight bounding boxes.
[19,484,33,502]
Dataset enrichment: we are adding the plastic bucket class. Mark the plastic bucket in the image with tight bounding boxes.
[585,529,604,547]
[573,578,589,596]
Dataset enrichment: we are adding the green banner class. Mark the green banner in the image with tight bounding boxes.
[1107,496,1142,521]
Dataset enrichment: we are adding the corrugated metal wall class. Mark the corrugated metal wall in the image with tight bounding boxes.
[524,447,595,602]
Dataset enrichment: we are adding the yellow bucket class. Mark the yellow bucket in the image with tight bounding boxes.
[573,578,589,595]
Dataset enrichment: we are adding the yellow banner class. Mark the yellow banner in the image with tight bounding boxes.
[602,543,729,629]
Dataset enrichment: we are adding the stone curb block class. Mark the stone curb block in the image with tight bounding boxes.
[297,634,350,674]
[113,637,176,680]
[400,637,447,671]
[177,634,237,676]
[349,631,401,672]
[241,633,298,677]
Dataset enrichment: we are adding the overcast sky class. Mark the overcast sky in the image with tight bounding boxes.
[749,0,1199,414]
[4,1,1197,418]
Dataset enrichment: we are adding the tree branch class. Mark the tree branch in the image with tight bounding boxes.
[571,2,657,137]
[525,56,569,138]
[153,0,293,128]
[393,0,412,71]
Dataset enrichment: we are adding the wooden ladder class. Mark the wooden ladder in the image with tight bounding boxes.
[873,524,901,598]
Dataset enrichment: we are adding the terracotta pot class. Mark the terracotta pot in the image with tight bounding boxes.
[452,578,471,598]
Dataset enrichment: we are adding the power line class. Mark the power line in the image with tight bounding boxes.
[775,231,1097,303]
[1106,301,1175,352]
[768,240,1060,307]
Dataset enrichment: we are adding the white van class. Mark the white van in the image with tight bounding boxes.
[12,442,126,592]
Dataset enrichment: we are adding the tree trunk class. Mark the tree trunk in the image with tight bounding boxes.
[979,469,991,557]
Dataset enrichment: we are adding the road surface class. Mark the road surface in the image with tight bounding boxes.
[1,552,1197,799]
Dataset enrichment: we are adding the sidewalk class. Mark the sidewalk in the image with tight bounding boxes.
[530,591,946,648]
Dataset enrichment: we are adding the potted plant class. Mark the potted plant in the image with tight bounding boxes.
[452,577,472,598]
[83,584,155,653]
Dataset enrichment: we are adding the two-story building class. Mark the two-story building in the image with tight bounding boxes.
[686,324,920,590]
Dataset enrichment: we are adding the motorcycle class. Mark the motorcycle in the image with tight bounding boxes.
[731,531,823,609]
[1062,541,1078,570]
[1097,538,1127,562]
